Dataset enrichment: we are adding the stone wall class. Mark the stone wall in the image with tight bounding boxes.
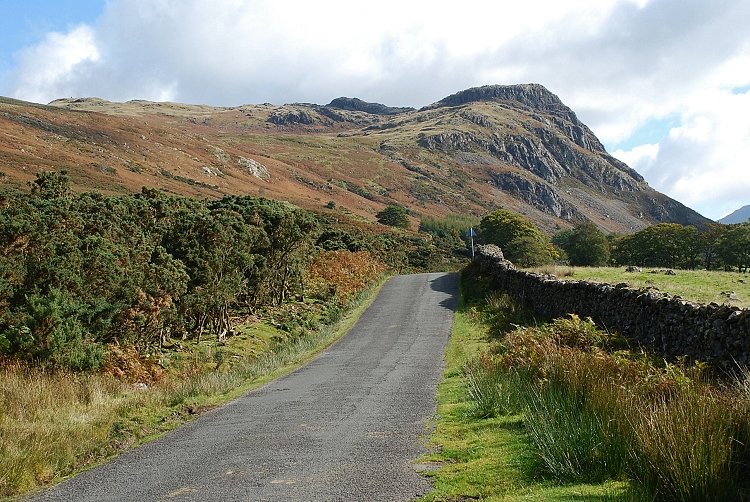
[474,244,750,369]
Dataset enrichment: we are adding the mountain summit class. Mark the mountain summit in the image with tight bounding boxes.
[0,84,709,233]
[719,204,750,224]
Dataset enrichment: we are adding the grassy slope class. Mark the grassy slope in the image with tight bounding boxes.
[532,265,750,309]
[418,274,633,501]
[1,279,386,498]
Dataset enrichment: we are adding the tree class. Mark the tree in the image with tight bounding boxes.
[479,209,552,266]
[508,234,553,267]
[376,205,410,229]
[553,222,610,266]
[716,223,750,272]
[701,223,728,270]
[611,223,699,268]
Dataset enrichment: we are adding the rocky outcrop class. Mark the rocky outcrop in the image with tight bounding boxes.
[268,109,315,125]
[237,156,270,180]
[475,245,750,370]
[425,84,648,190]
[326,97,414,115]
[489,172,583,220]
[434,83,576,120]
[432,83,605,150]
[415,83,649,206]
[417,125,642,196]
[418,130,480,152]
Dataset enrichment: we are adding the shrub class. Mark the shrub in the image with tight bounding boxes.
[306,250,387,304]
[479,209,552,266]
[376,204,410,229]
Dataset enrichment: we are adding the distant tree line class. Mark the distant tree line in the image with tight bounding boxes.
[0,172,437,370]
[610,222,750,271]
[474,208,750,272]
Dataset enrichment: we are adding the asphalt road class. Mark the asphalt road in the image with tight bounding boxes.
[33,272,458,502]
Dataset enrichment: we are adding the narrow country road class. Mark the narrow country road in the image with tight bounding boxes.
[34,272,458,502]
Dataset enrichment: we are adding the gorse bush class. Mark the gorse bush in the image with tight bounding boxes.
[0,187,319,368]
[2,173,432,370]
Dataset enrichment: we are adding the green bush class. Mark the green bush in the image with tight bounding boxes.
[553,222,610,266]
[376,204,409,229]
[479,209,552,266]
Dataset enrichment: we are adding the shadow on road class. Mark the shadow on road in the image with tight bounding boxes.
[429,272,459,311]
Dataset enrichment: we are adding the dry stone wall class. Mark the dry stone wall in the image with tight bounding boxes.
[475,244,750,370]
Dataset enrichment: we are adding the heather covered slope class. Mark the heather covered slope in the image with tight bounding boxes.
[0,84,710,233]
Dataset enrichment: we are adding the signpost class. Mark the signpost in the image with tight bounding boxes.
[469,227,477,258]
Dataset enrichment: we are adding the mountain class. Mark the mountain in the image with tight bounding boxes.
[718,204,750,224]
[0,84,710,233]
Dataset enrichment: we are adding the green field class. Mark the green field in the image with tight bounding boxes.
[530,265,750,309]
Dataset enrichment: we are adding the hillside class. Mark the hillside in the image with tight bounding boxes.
[0,84,710,233]
[719,204,750,224]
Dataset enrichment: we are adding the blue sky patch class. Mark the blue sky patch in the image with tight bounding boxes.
[605,113,682,152]
[731,84,750,95]
[0,0,106,74]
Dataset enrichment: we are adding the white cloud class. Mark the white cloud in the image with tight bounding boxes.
[2,0,750,219]
[612,143,660,175]
[8,25,99,103]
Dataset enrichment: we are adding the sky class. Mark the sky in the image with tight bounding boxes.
[1,0,749,221]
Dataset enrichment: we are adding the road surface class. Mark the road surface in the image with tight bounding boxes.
[34,272,458,502]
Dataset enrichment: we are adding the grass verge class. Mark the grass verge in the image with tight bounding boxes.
[426,263,750,501]
[417,270,635,501]
[0,278,386,498]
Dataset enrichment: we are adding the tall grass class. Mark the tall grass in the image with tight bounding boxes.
[0,364,130,494]
[464,293,750,501]
[630,391,743,501]
[523,363,632,484]
[463,355,527,418]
